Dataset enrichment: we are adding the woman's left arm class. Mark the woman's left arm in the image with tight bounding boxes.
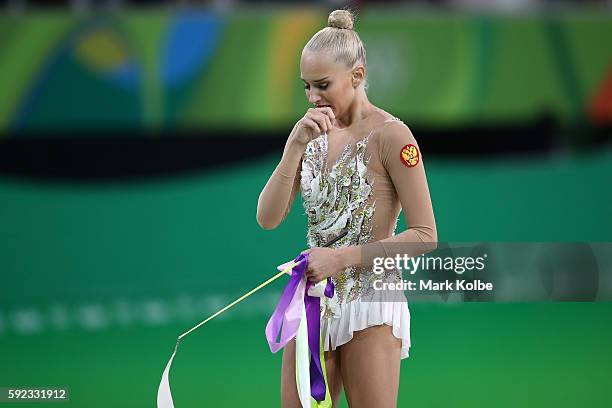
[381,121,437,240]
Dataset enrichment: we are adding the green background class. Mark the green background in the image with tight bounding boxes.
[2,149,611,406]
[0,9,611,133]
[0,5,611,408]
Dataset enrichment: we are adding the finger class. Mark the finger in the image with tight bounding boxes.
[325,116,334,131]
[309,113,328,134]
[320,112,332,133]
[301,118,321,136]
[318,113,332,133]
[316,106,335,121]
[307,109,328,134]
[317,107,336,127]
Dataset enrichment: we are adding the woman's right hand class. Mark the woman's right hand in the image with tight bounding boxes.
[290,107,336,146]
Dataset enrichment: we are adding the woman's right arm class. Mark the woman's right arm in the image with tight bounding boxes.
[256,125,306,230]
[256,108,335,230]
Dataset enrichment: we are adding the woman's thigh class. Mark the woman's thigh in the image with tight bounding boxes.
[281,338,343,408]
[339,324,402,408]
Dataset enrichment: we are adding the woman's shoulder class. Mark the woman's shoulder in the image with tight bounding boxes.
[368,108,412,144]
[372,107,401,122]
[367,109,421,171]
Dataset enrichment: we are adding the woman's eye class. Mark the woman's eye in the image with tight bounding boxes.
[303,83,328,90]
[304,84,329,89]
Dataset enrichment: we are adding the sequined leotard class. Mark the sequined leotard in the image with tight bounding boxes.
[258,115,437,359]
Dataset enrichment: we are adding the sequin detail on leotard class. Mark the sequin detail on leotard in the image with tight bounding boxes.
[300,133,402,318]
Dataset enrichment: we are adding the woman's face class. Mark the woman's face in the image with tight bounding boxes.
[300,51,356,119]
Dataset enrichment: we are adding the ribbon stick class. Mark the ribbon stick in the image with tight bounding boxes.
[157,258,304,408]
[157,230,347,408]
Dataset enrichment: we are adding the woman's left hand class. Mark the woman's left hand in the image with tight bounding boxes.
[301,247,346,284]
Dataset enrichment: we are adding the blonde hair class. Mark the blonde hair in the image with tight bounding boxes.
[303,10,367,74]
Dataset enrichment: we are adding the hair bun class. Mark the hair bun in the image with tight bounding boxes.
[328,10,354,30]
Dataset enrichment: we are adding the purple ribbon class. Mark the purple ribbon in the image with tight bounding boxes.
[265,252,335,402]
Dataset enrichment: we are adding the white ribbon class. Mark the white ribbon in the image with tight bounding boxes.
[156,258,333,408]
[156,260,302,408]
[157,351,176,408]
[277,262,332,408]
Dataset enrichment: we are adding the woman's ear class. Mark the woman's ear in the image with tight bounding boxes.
[352,65,366,88]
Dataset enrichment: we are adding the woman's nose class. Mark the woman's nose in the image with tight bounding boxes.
[308,91,321,105]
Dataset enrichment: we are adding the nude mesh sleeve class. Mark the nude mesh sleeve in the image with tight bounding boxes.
[256,149,302,230]
[362,121,438,264]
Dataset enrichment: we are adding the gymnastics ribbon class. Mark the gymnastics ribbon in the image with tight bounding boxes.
[157,257,305,408]
[265,252,334,407]
[157,230,346,408]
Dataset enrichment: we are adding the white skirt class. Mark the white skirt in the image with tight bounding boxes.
[320,293,411,359]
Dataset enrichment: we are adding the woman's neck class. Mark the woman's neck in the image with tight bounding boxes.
[336,90,374,128]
